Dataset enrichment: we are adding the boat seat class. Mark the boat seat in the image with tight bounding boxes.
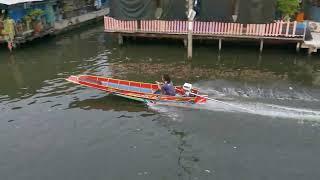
[102,82,153,94]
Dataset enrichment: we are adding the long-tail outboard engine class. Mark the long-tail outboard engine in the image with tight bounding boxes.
[183,83,193,96]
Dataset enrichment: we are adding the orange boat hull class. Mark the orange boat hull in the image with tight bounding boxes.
[66,75,207,104]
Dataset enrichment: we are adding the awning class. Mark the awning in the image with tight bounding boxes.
[0,0,43,6]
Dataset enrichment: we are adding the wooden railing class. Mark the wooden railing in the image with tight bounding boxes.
[104,17,138,32]
[104,16,305,38]
[141,20,188,33]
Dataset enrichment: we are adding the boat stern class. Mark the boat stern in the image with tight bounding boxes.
[194,95,208,104]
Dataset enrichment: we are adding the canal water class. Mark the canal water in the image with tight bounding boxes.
[1,24,320,180]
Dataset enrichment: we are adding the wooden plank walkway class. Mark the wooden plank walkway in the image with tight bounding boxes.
[104,16,306,57]
[104,16,305,40]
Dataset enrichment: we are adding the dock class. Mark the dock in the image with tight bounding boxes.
[0,8,109,51]
[300,21,320,54]
[301,32,320,54]
[104,17,306,58]
[54,8,109,34]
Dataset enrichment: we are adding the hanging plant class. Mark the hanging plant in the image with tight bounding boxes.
[277,0,300,21]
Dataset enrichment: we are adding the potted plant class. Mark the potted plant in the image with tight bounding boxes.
[28,9,45,33]
[277,0,300,21]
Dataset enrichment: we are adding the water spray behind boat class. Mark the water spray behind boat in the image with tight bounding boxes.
[150,82,320,121]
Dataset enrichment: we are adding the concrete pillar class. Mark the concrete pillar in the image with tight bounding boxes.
[187,26,193,59]
[296,42,301,52]
[308,47,314,55]
[218,39,222,51]
[187,0,193,60]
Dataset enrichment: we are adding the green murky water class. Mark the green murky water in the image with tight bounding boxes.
[0,24,320,180]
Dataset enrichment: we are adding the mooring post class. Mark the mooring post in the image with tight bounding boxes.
[187,0,194,60]
[218,39,222,51]
[296,42,301,52]
[259,39,264,53]
[118,33,123,45]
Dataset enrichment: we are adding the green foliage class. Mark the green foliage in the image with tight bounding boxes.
[23,15,31,22]
[277,0,300,20]
[28,9,45,20]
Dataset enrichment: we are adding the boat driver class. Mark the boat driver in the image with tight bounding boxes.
[156,74,176,96]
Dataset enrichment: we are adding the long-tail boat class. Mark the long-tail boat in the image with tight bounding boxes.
[66,75,208,104]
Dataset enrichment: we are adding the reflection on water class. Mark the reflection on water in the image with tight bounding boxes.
[7,55,24,88]
[68,95,148,112]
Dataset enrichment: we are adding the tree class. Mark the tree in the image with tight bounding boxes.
[277,0,300,21]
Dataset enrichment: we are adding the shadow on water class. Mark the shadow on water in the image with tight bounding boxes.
[68,95,148,112]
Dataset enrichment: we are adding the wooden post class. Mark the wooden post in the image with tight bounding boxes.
[187,0,193,59]
[259,39,264,53]
[219,39,222,51]
[285,21,290,37]
[118,33,123,45]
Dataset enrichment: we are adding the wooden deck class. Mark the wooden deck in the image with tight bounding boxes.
[104,16,306,57]
[299,21,320,54]
[104,17,305,41]
[115,31,304,41]
[14,28,55,44]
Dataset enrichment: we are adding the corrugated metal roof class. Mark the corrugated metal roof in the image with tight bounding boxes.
[0,0,44,5]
